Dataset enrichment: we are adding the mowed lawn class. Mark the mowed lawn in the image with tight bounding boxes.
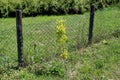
[0,6,120,80]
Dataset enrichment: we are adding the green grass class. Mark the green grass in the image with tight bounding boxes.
[0,6,120,80]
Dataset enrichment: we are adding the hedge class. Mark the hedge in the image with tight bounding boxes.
[0,0,120,17]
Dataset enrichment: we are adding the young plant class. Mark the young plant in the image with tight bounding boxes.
[56,20,68,59]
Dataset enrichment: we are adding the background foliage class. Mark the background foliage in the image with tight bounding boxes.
[0,0,120,17]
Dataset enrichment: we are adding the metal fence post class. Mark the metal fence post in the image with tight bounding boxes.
[88,4,95,44]
[16,9,24,67]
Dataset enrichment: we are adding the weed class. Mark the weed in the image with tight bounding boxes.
[56,19,68,59]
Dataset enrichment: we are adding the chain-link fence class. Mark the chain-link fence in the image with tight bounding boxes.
[0,7,120,66]
[22,14,89,64]
[0,13,90,67]
[0,19,17,68]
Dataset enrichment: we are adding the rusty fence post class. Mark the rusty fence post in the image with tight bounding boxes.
[88,4,95,44]
[16,9,24,67]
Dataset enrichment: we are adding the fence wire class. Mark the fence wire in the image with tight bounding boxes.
[0,20,17,67]
[0,9,120,67]
[21,15,89,63]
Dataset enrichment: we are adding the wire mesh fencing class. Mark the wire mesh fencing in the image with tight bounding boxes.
[0,19,17,67]
[0,7,120,66]
[22,15,89,64]
[0,14,89,67]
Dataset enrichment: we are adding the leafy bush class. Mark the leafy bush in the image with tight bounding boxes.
[0,0,119,17]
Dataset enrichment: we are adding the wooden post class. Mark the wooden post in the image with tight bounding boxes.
[16,9,24,67]
[88,4,95,44]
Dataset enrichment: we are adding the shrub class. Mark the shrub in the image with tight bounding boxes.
[0,0,119,17]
